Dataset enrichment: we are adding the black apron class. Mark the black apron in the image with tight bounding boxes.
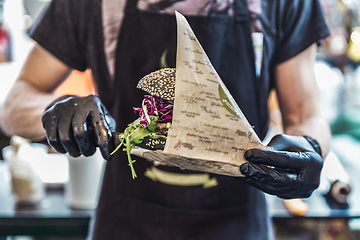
[90,0,272,239]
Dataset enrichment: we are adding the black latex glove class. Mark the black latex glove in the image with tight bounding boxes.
[240,134,323,199]
[42,95,116,160]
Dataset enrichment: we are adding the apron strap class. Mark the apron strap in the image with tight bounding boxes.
[125,0,138,12]
[234,0,250,21]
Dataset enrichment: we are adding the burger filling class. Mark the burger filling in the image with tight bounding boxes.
[133,95,173,134]
[111,95,173,179]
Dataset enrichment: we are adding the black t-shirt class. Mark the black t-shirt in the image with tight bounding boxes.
[30,0,330,99]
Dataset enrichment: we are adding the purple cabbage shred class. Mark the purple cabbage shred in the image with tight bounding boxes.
[133,95,173,128]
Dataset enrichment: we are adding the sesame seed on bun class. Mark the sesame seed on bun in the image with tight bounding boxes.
[136,68,176,101]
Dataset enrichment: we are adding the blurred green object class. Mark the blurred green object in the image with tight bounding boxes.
[0,0,3,26]
[331,109,360,140]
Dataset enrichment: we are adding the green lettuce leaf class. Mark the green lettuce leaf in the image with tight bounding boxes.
[111,117,166,179]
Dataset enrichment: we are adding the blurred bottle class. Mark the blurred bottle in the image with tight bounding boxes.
[2,136,46,205]
[348,27,360,62]
[0,0,11,63]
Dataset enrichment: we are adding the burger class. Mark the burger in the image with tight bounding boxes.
[134,68,176,150]
[112,68,176,178]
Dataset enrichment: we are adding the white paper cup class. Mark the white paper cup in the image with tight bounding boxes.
[64,149,105,209]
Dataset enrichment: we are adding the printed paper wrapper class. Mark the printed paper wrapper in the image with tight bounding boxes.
[131,12,271,177]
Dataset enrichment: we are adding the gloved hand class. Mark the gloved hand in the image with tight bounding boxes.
[240,134,323,199]
[42,95,116,160]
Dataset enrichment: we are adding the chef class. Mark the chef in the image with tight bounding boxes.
[0,0,331,239]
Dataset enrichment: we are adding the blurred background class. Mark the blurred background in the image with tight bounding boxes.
[1,0,360,239]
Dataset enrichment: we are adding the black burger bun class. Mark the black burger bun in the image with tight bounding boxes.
[136,68,176,100]
[135,137,166,150]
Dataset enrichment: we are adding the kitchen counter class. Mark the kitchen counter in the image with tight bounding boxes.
[0,161,92,237]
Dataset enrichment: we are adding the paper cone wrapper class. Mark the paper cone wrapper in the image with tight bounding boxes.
[131,12,271,177]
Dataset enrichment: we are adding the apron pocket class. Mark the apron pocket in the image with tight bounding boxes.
[114,196,253,240]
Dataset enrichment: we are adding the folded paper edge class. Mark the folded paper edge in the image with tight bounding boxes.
[131,147,244,177]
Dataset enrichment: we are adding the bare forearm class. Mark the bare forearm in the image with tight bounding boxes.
[284,116,331,159]
[275,44,331,159]
[0,80,58,141]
